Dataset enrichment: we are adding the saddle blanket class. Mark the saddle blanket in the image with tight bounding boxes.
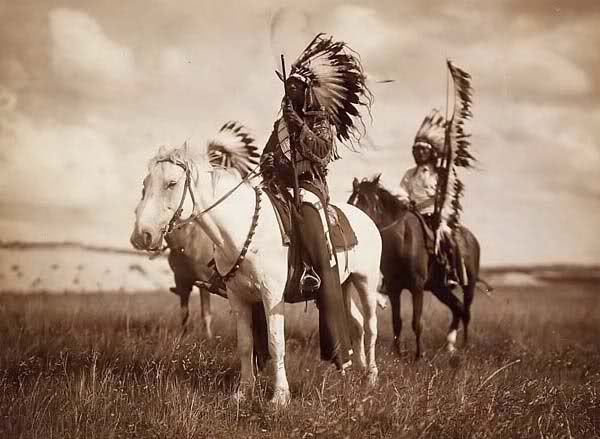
[264,186,358,303]
[265,187,358,251]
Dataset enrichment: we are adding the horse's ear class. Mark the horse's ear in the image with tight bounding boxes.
[373,173,382,184]
[183,141,189,155]
[158,145,168,155]
[353,177,359,191]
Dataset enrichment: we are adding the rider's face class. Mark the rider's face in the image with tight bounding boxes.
[286,77,306,108]
[412,144,434,165]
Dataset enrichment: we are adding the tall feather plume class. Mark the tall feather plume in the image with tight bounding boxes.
[447,60,474,169]
[444,60,474,229]
[289,33,373,147]
[207,121,260,178]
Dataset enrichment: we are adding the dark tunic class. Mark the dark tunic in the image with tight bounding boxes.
[260,107,335,198]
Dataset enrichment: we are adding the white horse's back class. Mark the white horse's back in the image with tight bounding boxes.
[333,201,382,282]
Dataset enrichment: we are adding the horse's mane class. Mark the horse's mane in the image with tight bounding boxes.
[357,176,408,218]
[148,144,193,171]
[147,144,242,183]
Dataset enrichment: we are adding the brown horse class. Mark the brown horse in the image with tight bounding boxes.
[165,222,220,337]
[348,175,482,357]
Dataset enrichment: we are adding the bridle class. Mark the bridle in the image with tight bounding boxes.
[159,159,197,237]
[148,158,261,264]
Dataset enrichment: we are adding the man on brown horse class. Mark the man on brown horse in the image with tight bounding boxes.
[398,109,466,288]
[260,33,373,371]
[398,109,468,287]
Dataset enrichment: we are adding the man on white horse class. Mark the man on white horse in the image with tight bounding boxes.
[260,33,373,371]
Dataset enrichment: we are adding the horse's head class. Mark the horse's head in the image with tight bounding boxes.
[130,143,209,251]
[348,174,406,228]
[130,121,259,252]
[348,174,383,224]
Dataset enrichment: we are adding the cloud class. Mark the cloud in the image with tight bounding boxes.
[326,5,403,51]
[0,86,17,113]
[0,111,122,209]
[49,8,136,85]
[0,58,30,91]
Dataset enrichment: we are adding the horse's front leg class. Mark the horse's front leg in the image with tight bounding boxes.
[170,278,192,334]
[411,287,424,359]
[263,298,290,407]
[430,286,464,353]
[388,289,403,356]
[199,287,213,339]
[228,295,255,402]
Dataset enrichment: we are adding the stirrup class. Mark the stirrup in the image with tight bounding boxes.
[206,271,226,294]
[300,263,321,293]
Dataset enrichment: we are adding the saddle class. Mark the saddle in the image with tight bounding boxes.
[264,185,358,303]
[412,212,436,254]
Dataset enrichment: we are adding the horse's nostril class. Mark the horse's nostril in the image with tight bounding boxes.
[143,231,153,248]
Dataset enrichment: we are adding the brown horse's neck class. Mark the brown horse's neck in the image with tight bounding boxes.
[166,223,205,258]
[381,210,408,230]
[373,189,409,229]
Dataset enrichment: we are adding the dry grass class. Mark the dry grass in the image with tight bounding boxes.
[1,283,599,438]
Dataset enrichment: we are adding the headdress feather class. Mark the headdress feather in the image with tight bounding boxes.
[207,121,260,177]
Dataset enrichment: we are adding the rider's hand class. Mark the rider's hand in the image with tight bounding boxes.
[435,223,451,254]
[283,102,304,130]
[261,152,275,170]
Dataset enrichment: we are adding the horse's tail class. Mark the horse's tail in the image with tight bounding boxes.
[475,277,494,297]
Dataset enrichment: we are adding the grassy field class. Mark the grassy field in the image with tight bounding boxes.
[1,282,599,438]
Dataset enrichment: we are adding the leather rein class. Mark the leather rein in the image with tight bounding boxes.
[150,159,262,285]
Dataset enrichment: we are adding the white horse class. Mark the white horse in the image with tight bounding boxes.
[130,143,382,406]
[162,122,261,337]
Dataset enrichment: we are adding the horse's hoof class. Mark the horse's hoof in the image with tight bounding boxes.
[269,389,290,408]
[393,345,407,358]
[448,353,462,369]
[231,383,254,404]
[446,330,458,353]
[231,389,248,404]
[393,340,403,357]
[366,367,378,387]
[354,354,367,370]
[375,292,388,309]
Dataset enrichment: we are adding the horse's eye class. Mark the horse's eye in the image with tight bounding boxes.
[141,186,146,199]
[166,180,177,190]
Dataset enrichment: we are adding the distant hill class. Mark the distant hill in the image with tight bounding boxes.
[481,264,600,286]
[1,241,598,294]
[0,243,174,294]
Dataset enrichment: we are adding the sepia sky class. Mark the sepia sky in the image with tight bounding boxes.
[0,0,599,266]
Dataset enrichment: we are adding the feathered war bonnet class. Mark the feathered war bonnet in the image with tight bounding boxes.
[283,33,373,149]
[413,109,447,157]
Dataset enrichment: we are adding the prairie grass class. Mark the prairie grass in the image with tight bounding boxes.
[1,283,599,438]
